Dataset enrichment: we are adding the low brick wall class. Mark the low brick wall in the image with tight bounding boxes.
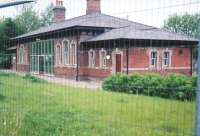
[16,64,29,72]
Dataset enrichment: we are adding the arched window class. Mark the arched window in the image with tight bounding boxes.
[89,49,95,68]
[71,43,77,66]
[18,45,24,64]
[150,50,158,68]
[56,45,62,65]
[163,50,170,67]
[99,49,107,68]
[62,40,70,65]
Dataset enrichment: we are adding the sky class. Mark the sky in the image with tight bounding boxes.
[0,0,200,28]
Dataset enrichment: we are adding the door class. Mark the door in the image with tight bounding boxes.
[116,54,122,73]
[39,56,44,74]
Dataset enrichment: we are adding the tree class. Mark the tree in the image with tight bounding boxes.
[0,18,24,52]
[15,5,41,33]
[164,13,200,38]
[164,14,200,60]
[40,3,54,27]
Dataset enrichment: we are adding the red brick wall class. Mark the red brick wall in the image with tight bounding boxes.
[16,44,29,72]
[122,47,192,76]
[86,0,101,14]
[53,7,65,23]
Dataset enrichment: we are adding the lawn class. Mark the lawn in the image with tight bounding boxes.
[0,72,196,136]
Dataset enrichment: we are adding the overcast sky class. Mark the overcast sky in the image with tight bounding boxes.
[0,0,200,27]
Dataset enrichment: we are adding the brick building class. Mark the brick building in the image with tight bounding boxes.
[12,0,198,80]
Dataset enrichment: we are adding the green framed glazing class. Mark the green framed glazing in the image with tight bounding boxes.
[30,39,54,75]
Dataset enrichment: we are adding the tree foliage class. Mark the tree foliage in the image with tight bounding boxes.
[164,13,200,38]
[40,3,54,27]
[0,18,24,51]
[0,4,54,52]
[15,5,41,33]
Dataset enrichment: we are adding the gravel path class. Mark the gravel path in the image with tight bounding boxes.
[0,70,102,89]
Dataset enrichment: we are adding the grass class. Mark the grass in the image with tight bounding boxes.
[0,72,196,136]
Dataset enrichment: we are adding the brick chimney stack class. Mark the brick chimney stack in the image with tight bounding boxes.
[53,0,66,23]
[86,0,101,14]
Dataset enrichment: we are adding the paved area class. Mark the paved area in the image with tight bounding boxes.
[0,70,102,89]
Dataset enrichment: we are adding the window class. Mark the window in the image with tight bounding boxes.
[89,49,95,68]
[163,51,170,67]
[18,45,24,64]
[71,43,77,66]
[63,40,70,65]
[56,45,62,65]
[100,49,107,68]
[150,51,157,67]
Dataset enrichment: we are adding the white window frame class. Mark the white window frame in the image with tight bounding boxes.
[88,49,95,68]
[162,50,171,67]
[18,44,24,64]
[70,42,77,66]
[99,48,107,68]
[56,44,62,66]
[150,50,158,68]
[62,39,70,65]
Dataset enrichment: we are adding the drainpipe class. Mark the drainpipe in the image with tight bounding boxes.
[195,21,200,136]
[126,45,129,75]
[76,30,79,82]
[190,47,193,76]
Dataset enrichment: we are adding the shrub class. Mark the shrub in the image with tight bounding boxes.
[102,74,130,93]
[102,73,196,101]
[0,55,11,69]
[23,73,47,83]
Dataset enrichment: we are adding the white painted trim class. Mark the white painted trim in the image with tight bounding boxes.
[99,48,107,68]
[88,49,96,68]
[62,39,70,65]
[18,44,25,64]
[70,40,77,66]
[162,49,172,68]
[55,43,62,67]
[149,48,159,69]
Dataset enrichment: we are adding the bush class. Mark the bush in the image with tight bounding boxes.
[102,73,196,101]
[23,73,47,83]
[0,54,11,69]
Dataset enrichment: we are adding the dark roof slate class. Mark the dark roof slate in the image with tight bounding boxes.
[13,13,154,39]
[13,12,198,43]
[86,25,198,42]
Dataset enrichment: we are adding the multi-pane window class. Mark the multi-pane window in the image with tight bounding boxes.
[150,51,157,67]
[63,40,69,65]
[89,49,95,68]
[100,49,107,68]
[71,43,77,66]
[30,40,54,75]
[18,45,24,64]
[163,51,170,67]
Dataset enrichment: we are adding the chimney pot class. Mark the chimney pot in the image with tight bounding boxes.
[53,0,66,23]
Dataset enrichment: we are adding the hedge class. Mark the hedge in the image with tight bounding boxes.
[102,73,196,101]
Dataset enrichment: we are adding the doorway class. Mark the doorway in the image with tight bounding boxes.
[39,56,44,74]
[115,54,122,73]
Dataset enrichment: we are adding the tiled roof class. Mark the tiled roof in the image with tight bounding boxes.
[86,25,198,42]
[12,13,154,39]
[13,12,198,43]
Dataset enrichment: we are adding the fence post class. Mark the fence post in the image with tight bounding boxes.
[196,21,200,136]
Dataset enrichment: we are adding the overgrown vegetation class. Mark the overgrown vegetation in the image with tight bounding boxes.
[23,73,47,83]
[102,73,196,101]
[0,54,11,69]
[0,4,53,52]
[0,72,195,136]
